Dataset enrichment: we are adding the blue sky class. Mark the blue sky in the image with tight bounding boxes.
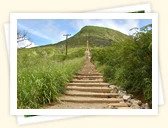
[17,19,152,47]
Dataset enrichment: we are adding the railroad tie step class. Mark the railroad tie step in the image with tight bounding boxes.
[117,107,131,109]
[67,83,109,87]
[107,103,128,108]
[60,96,123,103]
[72,79,104,83]
[74,75,103,79]
[77,73,102,76]
[65,90,119,98]
[66,86,112,93]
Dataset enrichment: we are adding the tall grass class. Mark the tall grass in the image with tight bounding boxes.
[17,47,85,109]
[91,24,152,106]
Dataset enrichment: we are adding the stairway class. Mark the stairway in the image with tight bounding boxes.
[59,71,128,108]
[57,49,128,109]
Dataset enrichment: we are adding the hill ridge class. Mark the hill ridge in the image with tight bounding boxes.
[55,25,132,48]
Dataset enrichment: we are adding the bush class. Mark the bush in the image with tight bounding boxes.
[17,47,84,109]
[91,24,152,105]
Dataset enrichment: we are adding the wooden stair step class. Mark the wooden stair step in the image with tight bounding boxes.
[67,86,112,93]
[72,79,103,83]
[77,73,101,76]
[118,107,131,109]
[67,83,109,87]
[74,75,103,79]
[107,103,128,108]
[60,96,123,103]
[65,90,119,98]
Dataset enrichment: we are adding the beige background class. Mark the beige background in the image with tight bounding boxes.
[0,0,167,127]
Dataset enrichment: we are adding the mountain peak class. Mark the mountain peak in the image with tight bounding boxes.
[56,26,132,47]
[80,25,110,33]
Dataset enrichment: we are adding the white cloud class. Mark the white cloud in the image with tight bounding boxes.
[18,24,53,42]
[72,19,140,35]
[18,22,68,44]
[41,21,68,43]
[17,39,37,48]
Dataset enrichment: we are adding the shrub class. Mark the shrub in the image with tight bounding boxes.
[17,47,84,109]
[91,24,152,105]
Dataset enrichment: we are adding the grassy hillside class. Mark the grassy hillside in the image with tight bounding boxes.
[55,26,132,48]
[17,24,152,108]
[17,46,85,108]
[18,25,133,109]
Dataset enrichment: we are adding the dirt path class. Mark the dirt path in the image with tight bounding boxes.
[43,48,132,109]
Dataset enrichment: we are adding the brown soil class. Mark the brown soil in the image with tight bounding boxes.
[43,49,128,109]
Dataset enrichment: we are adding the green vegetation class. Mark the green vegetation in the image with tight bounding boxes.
[18,25,152,108]
[17,46,85,109]
[91,24,152,106]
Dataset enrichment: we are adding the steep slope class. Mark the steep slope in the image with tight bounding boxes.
[55,26,132,48]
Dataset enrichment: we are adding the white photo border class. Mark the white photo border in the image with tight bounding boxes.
[90,3,151,13]
[17,115,78,125]
[10,13,158,115]
[16,4,161,124]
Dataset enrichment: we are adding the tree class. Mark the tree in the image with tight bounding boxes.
[17,30,32,48]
